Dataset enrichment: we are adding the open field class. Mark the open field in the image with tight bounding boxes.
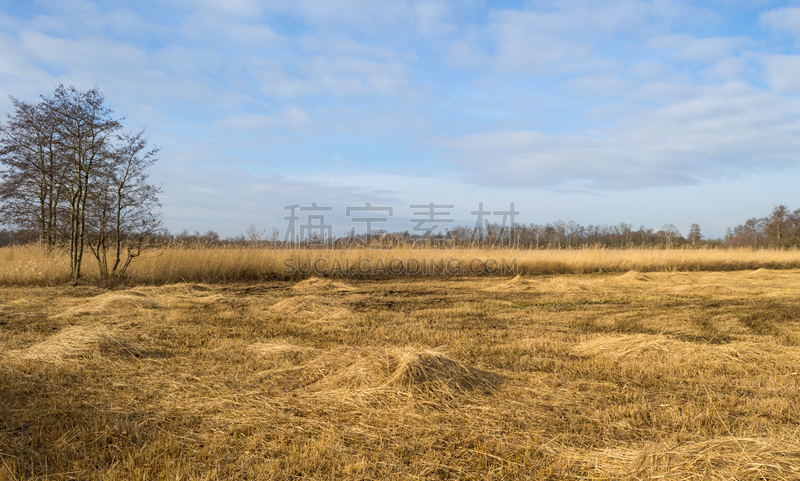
[5,245,800,285]
[2,269,800,479]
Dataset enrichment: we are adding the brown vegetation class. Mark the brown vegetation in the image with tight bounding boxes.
[2,269,800,479]
[5,244,800,286]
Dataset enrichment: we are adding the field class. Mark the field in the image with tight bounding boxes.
[2,257,800,479]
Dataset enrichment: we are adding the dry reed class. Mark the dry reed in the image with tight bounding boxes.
[4,244,800,285]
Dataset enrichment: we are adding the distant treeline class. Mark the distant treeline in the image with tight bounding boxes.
[724,205,800,248]
[2,205,799,250]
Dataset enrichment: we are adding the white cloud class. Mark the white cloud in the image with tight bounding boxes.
[760,6,800,35]
[762,54,800,93]
[442,82,800,190]
[3,0,800,238]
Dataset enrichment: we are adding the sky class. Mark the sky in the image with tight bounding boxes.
[1,0,800,240]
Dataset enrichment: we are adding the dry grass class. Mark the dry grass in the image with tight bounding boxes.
[5,244,800,285]
[572,333,800,368]
[266,346,500,399]
[291,277,355,293]
[3,324,135,364]
[268,295,352,319]
[2,270,800,478]
[632,437,800,479]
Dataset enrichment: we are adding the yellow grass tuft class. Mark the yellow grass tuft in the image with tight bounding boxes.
[573,334,689,359]
[5,325,135,364]
[291,277,355,293]
[382,348,500,394]
[250,341,318,360]
[486,274,595,293]
[272,347,500,397]
[269,295,352,319]
[53,292,161,318]
[632,437,800,479]
[573,333,800,367]
[746,267,778,278]
[618,270,653,281]
[485,274,529,291]
[132,283,215,295]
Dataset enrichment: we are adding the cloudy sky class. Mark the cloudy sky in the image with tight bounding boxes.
[2,0,800,239]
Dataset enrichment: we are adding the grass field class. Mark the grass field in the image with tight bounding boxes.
[2,267,800,479]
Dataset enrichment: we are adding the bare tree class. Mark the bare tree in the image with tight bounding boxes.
[688,223,703,247]
[766,205,789,248]
[1,84,162,281]
[86,130,162,279]
[662,224,681,248]
[0,97,68,247]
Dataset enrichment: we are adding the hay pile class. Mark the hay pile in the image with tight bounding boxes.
[485,275,531,292]
[486,275,594,293]
[269,295,351,319]
[667,284,735,295]
[292,278,354,293]
[618,270,653,282]
[5,324,136,364]
[132,283,215,295]
[573,334,800,367]
[542,277,592,293]
[746,268,778,279]
[631,437,800,479]
[130,283,226,306]
[53,292,161,318]
[250,341,318,367]
[269,347,500,397]
[553,437,800,479]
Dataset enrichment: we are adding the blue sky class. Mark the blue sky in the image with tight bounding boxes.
[2,0,800,239]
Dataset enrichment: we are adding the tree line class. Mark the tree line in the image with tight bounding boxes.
[161,207,800,250]
[0,85,162,280]
[724,205,800,248]
[76,220,709,249]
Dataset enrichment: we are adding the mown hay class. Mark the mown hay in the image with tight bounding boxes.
[746,268,778,279]
[573,334,800,368]
[485,275,530,291]
[631,437,800,480]
[249,341,318,364]
[292,278,354,293]
[542,277,592,292]
[129,284,226,306]
[272,347,500,397]
[486,275,593,293]
[269,295,352,319]
[383,349,497,392]
[5,325,136,364]
[52,293,161,318]
[132,283,216,295]
[573,334,684,359]
[618,270,653,282]
[501,275,526,288]
[667,284,736,295]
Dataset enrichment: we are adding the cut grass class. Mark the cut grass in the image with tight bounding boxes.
[4,324,137,364]
[1,269,800,479]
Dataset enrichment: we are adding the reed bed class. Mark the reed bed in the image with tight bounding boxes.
[3,244,800,285]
